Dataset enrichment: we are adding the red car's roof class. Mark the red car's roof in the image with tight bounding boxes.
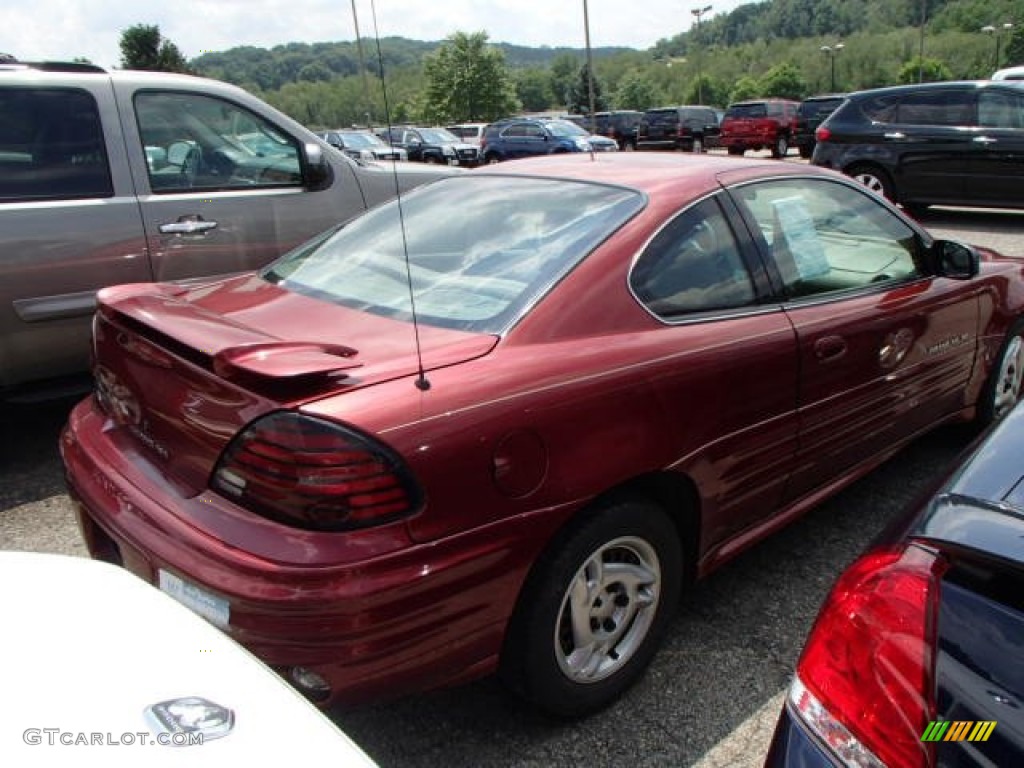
[471,152,814,197]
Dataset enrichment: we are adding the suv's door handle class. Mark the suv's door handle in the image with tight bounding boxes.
[882,132,906,140]
[972,136,998,145]
[159,215,218,235]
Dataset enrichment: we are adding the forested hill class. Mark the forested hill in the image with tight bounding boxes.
[192,38,633,92]
[191,0,1009,91]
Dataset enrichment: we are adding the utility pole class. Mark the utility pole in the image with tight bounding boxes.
[583,0,596,123]
[350,0,373,125]
[691,5,712,105]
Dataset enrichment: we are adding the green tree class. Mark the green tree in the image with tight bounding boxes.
[758,62,808,99]
[1004,29,1024,68]
[612,71,663,110]
[729,75,762,102]
[119,24,190,73]
[897,56,953,83]
[515,68,555,112]
[549,53,580,111]
[421,31,519,123]
[567,64,608,115]
[683,74,729,106]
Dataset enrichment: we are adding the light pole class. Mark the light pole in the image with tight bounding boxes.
[918,0,927,82]
[691,5,712,105]
[583,0,596,123]
[982,23,1014,71]
[350,0,373,125]
[820,43,844,92]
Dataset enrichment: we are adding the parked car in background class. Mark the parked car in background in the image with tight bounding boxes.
[719,98,799,158]
[812,80,1024,213]
[446,122,488,147]
[375,126,479,166]
[992,65,1024,80]
[64,151,1024,720]
[793,94,846,158]
[767,394,1024,768]
[479,117,617,162]
[592,110,643,150]
[636,106,720,153]
[0,59,451,402]
[317,129,407,162]
[6,552,377,767]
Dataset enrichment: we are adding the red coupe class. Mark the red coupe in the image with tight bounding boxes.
[62,153,1024,717]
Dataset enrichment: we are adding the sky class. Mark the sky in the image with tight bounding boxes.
[3,0,753,68]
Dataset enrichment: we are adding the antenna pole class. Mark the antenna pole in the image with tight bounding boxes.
[369,0,431,391]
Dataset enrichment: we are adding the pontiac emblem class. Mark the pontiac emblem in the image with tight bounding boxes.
[94,365,142,426]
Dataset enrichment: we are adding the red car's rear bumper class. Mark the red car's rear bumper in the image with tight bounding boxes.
[61,396,560,705]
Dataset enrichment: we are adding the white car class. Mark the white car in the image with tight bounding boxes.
[0,552,377,767]
[992,65,1024,80]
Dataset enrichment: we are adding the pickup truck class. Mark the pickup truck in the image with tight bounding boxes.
[0,61,451,401]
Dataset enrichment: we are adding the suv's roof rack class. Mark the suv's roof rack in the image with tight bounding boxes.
[0,57,106,74]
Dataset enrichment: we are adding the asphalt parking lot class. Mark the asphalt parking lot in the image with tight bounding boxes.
[2,200,1022,767]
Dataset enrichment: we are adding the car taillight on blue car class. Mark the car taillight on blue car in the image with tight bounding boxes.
[787,543,945,768]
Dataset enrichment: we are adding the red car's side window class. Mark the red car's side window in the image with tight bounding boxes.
[732,179,921,300]
[631,199,756,319]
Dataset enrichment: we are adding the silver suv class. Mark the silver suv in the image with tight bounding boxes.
[0,61,450,400]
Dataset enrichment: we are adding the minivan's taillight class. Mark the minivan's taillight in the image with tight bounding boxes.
[816,126,832,142]
[211,411,421,531]
[791,544,945,768]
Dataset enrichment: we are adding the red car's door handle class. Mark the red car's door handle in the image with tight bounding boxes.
[813,335,847,362]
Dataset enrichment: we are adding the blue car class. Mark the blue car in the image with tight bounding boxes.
[767,393,1024,767]
[479,117,618,163]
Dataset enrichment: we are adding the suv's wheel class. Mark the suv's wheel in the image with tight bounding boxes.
[424,155,442,164]
[727,146,744,156]
[847,163,895,201]
[484,153,501,164]
[798,145,813,159]
[691,137,704,154]
[621,139,636,151]
[772,134,789,159]
[500,497,682,718]
[977,319,1024,426]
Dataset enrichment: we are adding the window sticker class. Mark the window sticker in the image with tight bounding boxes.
[771,196,830,280]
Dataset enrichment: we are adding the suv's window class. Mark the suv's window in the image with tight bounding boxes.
[798,98,843,118]
[135,92,302,192]
[726,103,767,118]
[0,87,112,202]
[545,120,586,137]
[895,89,974,126]
[630,198,755,319]
[978,89,1024,128]
[732,178,920,299]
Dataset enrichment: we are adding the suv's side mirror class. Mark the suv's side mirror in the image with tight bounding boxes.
[933,239,980,280]
[303,142,332,191]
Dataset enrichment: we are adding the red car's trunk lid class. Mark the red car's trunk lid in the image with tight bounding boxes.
[92,276,497,493]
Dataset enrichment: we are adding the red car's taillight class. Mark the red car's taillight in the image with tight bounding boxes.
[816,126,832,142]
[211,411,421,531]
[792,544,945,768]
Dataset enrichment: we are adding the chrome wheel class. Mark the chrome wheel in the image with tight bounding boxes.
[854,171,885,194]
[848,164,894,200]
[500,498,681,717]
[992,333,1023,421]
[691,137,704,154]
[554,536,660,684]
